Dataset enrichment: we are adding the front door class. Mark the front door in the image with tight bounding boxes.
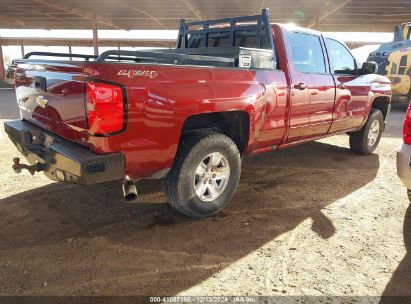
[287,31,336,142]
[325,38,370,132]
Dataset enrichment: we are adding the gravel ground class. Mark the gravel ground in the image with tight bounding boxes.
[0,89,410,298]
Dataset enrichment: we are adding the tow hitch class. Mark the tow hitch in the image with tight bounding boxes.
[12,157,45,175]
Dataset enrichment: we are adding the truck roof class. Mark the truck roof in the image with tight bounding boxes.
[275,23,322,36]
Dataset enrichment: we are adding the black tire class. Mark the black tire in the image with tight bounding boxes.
[407,189,411,203]
[349,109,384,155]
[165,130,241,218]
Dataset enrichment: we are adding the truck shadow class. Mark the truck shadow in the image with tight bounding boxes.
[0,140,379,295]
[380,203,411,302]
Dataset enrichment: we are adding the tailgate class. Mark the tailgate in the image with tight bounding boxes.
[14,61,90,146]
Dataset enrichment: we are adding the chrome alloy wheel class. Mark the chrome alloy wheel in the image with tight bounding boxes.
[368,120,380,147]
[193,152,230,202]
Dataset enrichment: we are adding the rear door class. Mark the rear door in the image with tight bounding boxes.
[286,31,336,142]
[325,38,370,132]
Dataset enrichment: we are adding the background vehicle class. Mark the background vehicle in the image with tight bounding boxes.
[5,60,17,79]
[397,101,411,201]
[5,10,391,218]
[368,23,411,102]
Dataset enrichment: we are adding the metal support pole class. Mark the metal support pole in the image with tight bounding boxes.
[92,14,99,56]
[68,42,72,61]
[0,38,5,79]
[20,44,25,57]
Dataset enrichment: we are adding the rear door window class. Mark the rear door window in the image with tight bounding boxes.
[288,32,326,74]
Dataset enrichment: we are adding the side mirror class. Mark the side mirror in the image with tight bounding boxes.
[360,61,378,75]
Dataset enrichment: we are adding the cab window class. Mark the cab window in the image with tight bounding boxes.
[391,63,398,75]
[288,32,326,74]
[399,55,408,74]
[326,38,357,75]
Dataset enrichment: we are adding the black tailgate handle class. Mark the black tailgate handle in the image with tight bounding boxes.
[34,76,47,92]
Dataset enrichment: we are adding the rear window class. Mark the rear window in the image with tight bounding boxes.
[288,32,326,74]
[188,29,271,49]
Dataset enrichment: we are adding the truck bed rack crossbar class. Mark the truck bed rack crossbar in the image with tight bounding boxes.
[23,52,97,61]
[22,51,143,62]
[19,50,236,67]
[177,8,274,50]
[95,50,235,66]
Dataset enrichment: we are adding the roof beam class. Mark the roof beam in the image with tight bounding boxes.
[118,2,169,29]
[0,15,37,28]
[306,0,352,29]
[36,12,82,29]
[13,6,82,29]
[181,0,204,20]
[32,0,127,30]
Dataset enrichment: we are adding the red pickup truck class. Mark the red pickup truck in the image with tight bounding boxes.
[5,10,391,218]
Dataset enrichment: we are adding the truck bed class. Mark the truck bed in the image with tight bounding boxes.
[98,47,275,69]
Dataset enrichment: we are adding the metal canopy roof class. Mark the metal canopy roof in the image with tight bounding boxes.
[0,0,410,32]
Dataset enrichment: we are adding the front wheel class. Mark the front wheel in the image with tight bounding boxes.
[165,130,241,218]
[349,109,384,155]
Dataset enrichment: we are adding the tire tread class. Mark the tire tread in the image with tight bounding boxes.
[349,108,384,155]
[165,130,240,218]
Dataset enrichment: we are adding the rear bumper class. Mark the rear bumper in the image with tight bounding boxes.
[4,120,125,185]
[397,143,411,189]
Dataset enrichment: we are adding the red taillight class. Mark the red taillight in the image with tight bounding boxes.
[86,81,125,135]
[403,104,411,144]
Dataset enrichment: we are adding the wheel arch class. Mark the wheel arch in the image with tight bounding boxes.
[371,96,391,121]
[179,111,250,155]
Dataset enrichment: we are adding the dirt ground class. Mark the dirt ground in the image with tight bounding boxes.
[0,88,410,298]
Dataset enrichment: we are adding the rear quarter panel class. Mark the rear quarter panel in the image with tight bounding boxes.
[84,63,287,180]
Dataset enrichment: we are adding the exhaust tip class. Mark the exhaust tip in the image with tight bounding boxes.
[122,180,138,202]
[124,192,138,202]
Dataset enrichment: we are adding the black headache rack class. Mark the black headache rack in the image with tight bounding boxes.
[177,8,274,50]
[17,9,275,69]
[174,8,276,69]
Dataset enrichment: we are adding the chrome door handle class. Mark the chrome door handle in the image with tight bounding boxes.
[294,83,307,90]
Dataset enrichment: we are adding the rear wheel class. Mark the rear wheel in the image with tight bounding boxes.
[165,130,241,218]
[349,109,384,155]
